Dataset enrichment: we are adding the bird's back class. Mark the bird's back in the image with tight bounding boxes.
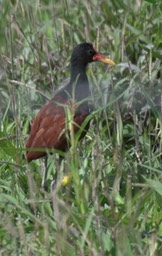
[26,90,90,161]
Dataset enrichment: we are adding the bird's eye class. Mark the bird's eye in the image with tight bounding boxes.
[88,49,94,55]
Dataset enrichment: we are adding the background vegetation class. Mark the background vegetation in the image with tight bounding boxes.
[0,0,162,255]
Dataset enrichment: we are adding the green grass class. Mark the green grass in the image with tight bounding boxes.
[0,0,162,255]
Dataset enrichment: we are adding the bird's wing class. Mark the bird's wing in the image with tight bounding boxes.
[26,96,90,161]
[73,107,90,139]
[26,98,68,161]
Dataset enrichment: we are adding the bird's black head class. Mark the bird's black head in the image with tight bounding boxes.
[71,43,96,68]
[71,42,115,68]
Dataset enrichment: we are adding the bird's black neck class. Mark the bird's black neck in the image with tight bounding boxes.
[67,65,90,101]
[57,63,91,106]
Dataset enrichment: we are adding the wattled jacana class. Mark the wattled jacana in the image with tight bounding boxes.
[26,43,115,169]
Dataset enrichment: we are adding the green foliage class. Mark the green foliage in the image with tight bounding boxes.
[0,0,162,255]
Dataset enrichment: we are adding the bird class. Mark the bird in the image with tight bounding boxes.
[26,43,115,164]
